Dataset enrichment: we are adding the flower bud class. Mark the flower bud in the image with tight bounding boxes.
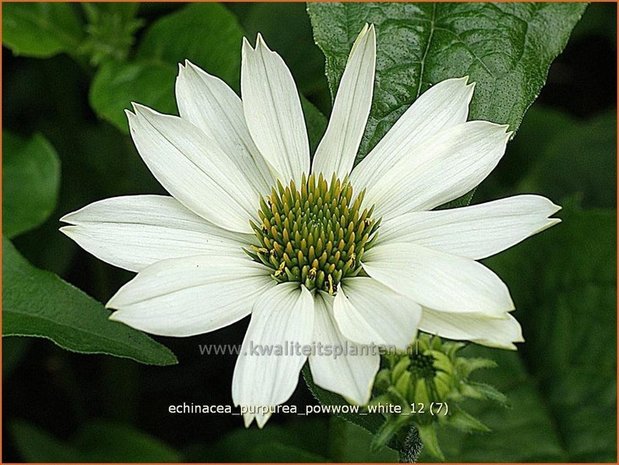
[368,334,507,459]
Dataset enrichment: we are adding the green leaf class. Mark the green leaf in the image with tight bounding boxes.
[89,3,246,133]
[10,419,181,462]
[233,3,329,99]
[301,96,328,153]
[516,109,616,208]
[302,364,388,440]
[2,3,83,58]
[3,131,60,239]
[465,381,509,405]
[74,420,181,462]
[487,208,617,462]
[90,60,177,132]
[188,418,330,462]
[446,408,490,433]
[329,416,398,462]
[10,420,82,462]
[430,208,616,462]
[3,238,177,366]
[417,423,444,461]
[307,2,587,162]
[428,349,567,462]
[137,3,244,89]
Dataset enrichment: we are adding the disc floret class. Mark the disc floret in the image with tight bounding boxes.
[249,173,380,294]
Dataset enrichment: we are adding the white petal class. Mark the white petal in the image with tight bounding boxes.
[243,411,272,429]
[127,104,260,234]
[362,242,514,316]
[362,121,510,220]
[241,35,310,184]
[176,61,275,195]
[60,195,251,272]
[378,195,561,260]
[334,277,420,349]
[351,77,474,190]
[420,308,524,350]
[312,24,376,180]
[232,283,314,427]
[107,255,273,337]
[309,292,379,405]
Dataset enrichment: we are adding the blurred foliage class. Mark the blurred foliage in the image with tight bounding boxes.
[3,132,60,238]
[2,2,616,463]
[10,419,180,462]
[3,3,83,58]
[79,4,143,66]
[429,207,617,462]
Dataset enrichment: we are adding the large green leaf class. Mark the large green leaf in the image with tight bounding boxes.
[485,208,617,462]
[2,3,83,58]
[307,2,587,161]
[3,132,60,239]
[427,208,617,462]
[10,419,181,462]
[3,238,177,366]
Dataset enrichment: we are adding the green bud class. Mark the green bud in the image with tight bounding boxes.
[367,333,507,459]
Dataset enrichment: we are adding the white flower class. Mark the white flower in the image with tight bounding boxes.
[60,24,560,427]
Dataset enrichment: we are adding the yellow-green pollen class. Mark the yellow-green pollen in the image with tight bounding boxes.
[248,173,380,294]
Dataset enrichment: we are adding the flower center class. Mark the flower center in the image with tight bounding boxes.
[249,173,380,294]
[408,352,437,379]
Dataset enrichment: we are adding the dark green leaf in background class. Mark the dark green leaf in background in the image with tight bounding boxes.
[302,364,387,441]
[430,349,568,462]
[487,208,617,462]
[516,110,617,209]
[136,3,244,89]
[3,131,60,239]
[423,208,617,462]
[187,417,330,462]
[90,3,245,133]
[10,419,181,462]
[329,417,399,462]
[90,60,178,132]
[3,237,177,366]
[308,2,588,161]
[2,3,83,58]
[231,3,331,110]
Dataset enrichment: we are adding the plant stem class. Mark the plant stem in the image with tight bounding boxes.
[398,425,423,463]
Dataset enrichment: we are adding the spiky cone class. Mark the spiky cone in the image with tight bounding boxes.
[368,334,508,460]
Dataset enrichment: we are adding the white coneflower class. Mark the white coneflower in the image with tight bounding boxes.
[61,25,560,428]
